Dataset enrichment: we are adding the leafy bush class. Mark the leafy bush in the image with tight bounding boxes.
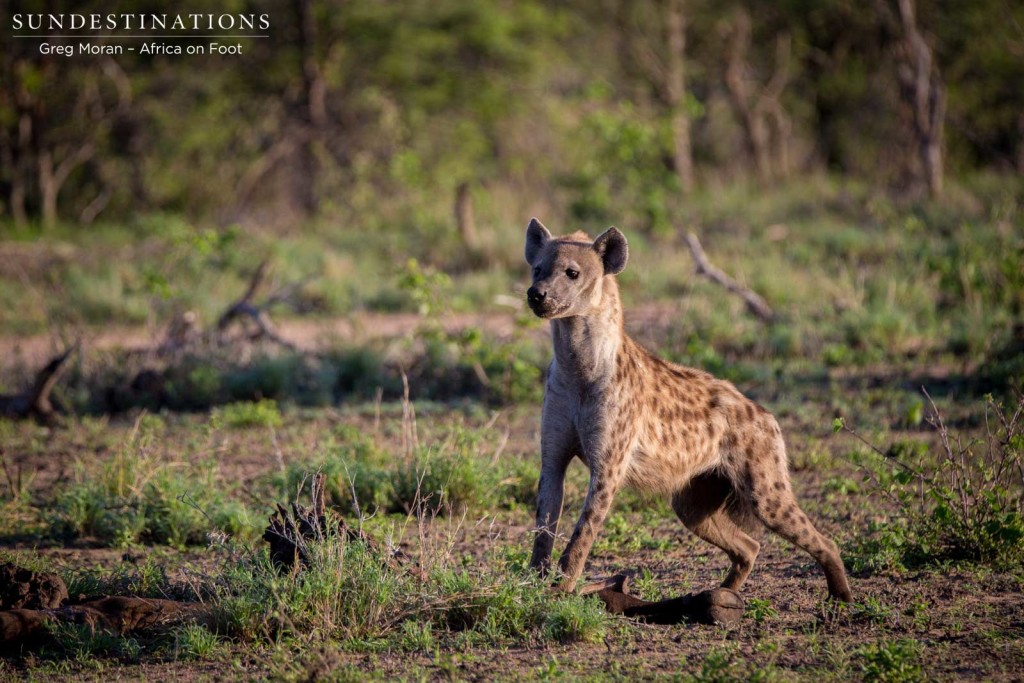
[388,455,482,513]
[837,394,1024,571]
[212,399,284,429]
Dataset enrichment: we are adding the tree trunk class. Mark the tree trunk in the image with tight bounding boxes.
[37,150,57,230]
[896,0,944,198]
[664,0,694,194]
[8,164,27,228]
[723,13,791,184]
[766,106,792,178]
[9,113,32,228]
[454,182,478,252]
[36,143,94,230]
[723,10,771,182]
[1017,113,1024,175]
[293,0,326,217]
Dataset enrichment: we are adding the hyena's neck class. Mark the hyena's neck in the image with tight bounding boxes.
[550,278,625,386]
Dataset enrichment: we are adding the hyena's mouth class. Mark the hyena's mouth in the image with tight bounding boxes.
[528,299,566,318]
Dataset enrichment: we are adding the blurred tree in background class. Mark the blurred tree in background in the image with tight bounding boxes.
[1,0,1021,235]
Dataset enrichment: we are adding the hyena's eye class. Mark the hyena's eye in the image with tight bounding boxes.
[565,269,579,280]
[532,266,541,278]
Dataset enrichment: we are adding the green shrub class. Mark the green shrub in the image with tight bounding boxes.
[278,425,536,518]
[213,537,421,643]
[213,399,284,429]
[837,394,1024,571]
[388,454,484,513]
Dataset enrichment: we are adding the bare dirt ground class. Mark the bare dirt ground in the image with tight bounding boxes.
[2,401,1022,681]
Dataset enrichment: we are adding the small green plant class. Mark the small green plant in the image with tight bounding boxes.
[745,598,778,625]
[213,398,284,429]
[681,645,783,683]
[398,619,434,653]
[857,639,924,683]
[851,596,897,626]
[631,567,662,602]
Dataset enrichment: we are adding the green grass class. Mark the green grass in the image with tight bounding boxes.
[274,422,539,517]
[170,623,221,660]
[40,415,255,548]
[4,176,1021,377]
[1,177,1023,680]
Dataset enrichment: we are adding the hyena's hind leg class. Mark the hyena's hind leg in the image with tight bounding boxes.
[745,433,853,602]
[672,472,761,592]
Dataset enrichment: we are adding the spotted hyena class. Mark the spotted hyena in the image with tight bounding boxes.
[524,218,852,601]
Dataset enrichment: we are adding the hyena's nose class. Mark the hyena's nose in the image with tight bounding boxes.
[527,287,546,305]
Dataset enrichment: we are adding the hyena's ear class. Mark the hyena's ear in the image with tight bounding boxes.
[593,227,628,275]
[525,218,552,265]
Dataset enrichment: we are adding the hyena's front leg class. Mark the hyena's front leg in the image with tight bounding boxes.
[555,462,624,592]
[529,422,576,575]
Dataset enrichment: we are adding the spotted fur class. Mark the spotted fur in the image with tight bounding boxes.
[524,218,852,601]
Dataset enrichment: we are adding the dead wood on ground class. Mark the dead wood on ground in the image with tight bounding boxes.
[0,563,210,650]
[215,260,302,351]
[263,472,428,581]
[0,344,77,423]
[684,232,775,323]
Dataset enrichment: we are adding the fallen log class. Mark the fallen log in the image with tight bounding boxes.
[0,564,210,650]
[0,597,210,649]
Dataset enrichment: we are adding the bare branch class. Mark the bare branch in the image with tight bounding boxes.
[0,344,78,423]
[684,232,775,322]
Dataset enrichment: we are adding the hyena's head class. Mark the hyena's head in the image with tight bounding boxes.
[523,218,628,319]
